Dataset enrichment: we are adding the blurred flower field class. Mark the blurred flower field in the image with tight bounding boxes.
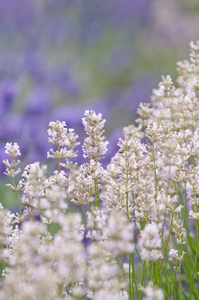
[1,1,199,299]
[2,40,199,297]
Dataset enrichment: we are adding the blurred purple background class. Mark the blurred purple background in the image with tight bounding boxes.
[0,0,199,172]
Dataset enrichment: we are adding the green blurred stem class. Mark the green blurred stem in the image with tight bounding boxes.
[65,285,70,295]
[81,206,87,218]
[179,247,182,300]
[126,192,130,222]
[173,261,178,300]
[183,181,187,228]
[189,221,199,300]
[97,182,100,209]
[154,209,175,284]
[66,168,70,213]
[126,191,132,299]
[90,188,92,211]
[12,177,22,217]
[153,159,158,197]
[94,179,98,207]
[131,253,139,299]
[139,260,146,300]
[129,253,132,300]
[57,146,61,173]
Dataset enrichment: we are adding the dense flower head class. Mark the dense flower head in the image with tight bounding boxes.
[20,162,47,202]
[5,142,21,159]
[82,110,106,134]
[47,121,79,163]
[103,209,134,256]
[3,143,21,179]
[138,223,162,262]
[47,120,68,147]
[82,110,109,161]
[71,170,94,206]
[86,207,107,241]
[169,248,185,263]
[141,282,164,300]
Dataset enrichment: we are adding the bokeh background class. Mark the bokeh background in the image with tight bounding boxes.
[1,0,199,208]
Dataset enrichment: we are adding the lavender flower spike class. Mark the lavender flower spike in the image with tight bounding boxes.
[82,110,109,161]
[5,142,21,158]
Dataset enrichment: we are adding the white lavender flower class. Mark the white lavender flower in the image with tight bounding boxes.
[3,143,21,178]
[5,142,21,158]
[47,121,79,161]
[103,209,134,257]
[169,248,185,264]
[140,282,164,300]
[47,120,68,147]
[71,170,94,206]
[86,207,107,241]
[21,162,47,199]
[39,185,67,223]
[82,110,109,161]
[138,223,162,262]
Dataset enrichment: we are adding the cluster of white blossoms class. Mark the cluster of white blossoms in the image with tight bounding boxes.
[2,41,199,298]
[82,110,109,161]
[169,248,185,264]
[3,143,21,179]
[140,282,164,300]
[47,120,79,164]
[138,223,162,262]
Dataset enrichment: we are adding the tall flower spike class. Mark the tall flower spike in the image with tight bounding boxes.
[47,121,68,147]
[82,110,108,161]
[47,120,69,160]
[47,121,80,162]
[3,142,22,218]
[5,142,21,159]
[3,143,21,180]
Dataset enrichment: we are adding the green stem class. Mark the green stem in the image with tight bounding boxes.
[66,169,70,213]
[135,246,153,280]
[192,155,197,167]
[131,253,139,299]
[154,183,178,284]
[162,263,172,295]
[57,146,60,173]
[29,206,33,221]
[81,206,87,219]
[173,261,178,300]
[129,254,132,300]
[12,177,22,217]
[179,247,182,300]
[153,158,158,198]
[131,257,135,300]
[189,222,199,299]
[183,181,187,228]
[126,192,130,222]
[154,209,175,284]
[139,261,146,300]
[97,183,101,209]
[90,188,92,211]
[94,179,98,207]
[65,285,70,295]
